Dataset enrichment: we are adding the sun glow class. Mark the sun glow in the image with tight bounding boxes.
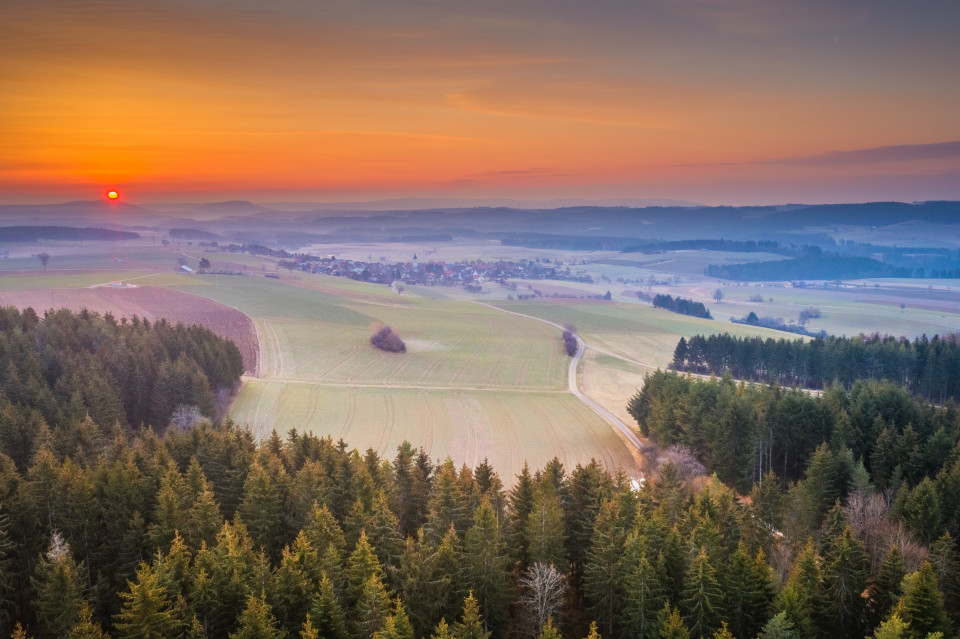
[107,190,119,200]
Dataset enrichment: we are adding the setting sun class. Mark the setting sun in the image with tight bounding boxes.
[107,190,119,200]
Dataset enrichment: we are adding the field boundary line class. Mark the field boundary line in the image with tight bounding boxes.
[242,376,569,393]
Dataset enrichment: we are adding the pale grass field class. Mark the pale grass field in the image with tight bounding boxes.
[6,242,958,481]
[229,381,639,480]
[577,352,650,427]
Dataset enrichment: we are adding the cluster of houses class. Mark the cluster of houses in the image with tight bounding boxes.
[277,254,595,289]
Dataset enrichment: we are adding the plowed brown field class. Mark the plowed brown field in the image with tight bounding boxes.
[0,286,259,375]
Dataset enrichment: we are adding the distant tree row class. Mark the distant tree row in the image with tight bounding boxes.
[730,313,826,337]
[672,333,960,403]
[707,255,912,281]
[652,294,712,319]
[0,306,243,468]
[622,239,788,254]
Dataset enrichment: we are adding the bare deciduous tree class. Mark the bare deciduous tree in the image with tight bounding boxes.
[519,562,565,637]
[37,252,50,270]
[171,404,204,431]
[656,444,706,481]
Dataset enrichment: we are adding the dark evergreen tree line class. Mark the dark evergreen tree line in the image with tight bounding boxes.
[672,332,960,403]
[627,372,960,524]
[1,417,957,639]
[652,295,712,320]
[1,308,958,639]
[706,255,912,281]
[0,306,243,469]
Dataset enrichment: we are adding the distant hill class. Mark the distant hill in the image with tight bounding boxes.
[2,199,958,250]
[0,226,141,242]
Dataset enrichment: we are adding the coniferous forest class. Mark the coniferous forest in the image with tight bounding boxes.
[671,333,960,404]
[0,308,958,639]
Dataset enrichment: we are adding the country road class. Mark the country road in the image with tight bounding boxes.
[474,301,648,456]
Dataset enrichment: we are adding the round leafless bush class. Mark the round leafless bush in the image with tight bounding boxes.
[370,324,406,353]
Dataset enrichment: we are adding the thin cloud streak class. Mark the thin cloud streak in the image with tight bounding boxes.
[678,141,960,169]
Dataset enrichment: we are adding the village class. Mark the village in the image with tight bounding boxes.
[271,252,598,291]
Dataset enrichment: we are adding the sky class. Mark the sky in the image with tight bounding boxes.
[2,0,960,206]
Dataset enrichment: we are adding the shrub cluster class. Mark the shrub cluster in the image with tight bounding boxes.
[652,293,712,319]
[562,328,578,356]
[371,325,406,353]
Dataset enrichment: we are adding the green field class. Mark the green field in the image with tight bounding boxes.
[6,240,960,482]
[491,299,797,370]
[155,273,639,479]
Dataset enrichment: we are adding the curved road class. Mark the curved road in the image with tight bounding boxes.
[474,302,647,456]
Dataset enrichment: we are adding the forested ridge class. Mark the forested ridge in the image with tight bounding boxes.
[0,309,958,639]
[671,333,960,403]
[0,227,141,242]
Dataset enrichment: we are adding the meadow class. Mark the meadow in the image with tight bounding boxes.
[4,237,960,482]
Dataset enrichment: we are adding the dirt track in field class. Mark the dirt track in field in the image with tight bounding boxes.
[0,287,260,376]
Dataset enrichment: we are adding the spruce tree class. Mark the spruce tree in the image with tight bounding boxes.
[352,575,391,639]
[425,460,468,544]
[507,463,536,571]
[870,613,908,639]
[866,546,905,632]
[655,603,691,639]
[525,486,567,570]
[901,478,944,545]
[32,532,86,639]
[681,547,722,638]
[722,543,772,639]
[373,598,415,639]
[70,603,108,639]
[897,560,950,638]
[430,619,454,639]
[308,574,348,639]
[463,498,510,635]
[928,533,960,630]
[619,533,662,639]
[710,622,734,639]
[113,562,181,639]
[772,539,821,639]
[239,461,285,561]
[346,531,384,608]
[230,593,284,639]
[583,498,627,638]
[759,611,797,639]
[821,527,867,638]
[451,591,490,639]
[536,618,563,639]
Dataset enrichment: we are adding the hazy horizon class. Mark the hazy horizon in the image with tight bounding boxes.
[3,1,960,206]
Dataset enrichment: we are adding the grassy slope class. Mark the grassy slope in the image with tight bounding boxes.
[162,273,637,479]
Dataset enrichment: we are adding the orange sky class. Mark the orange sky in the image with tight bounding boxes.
[2,0,960,205]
